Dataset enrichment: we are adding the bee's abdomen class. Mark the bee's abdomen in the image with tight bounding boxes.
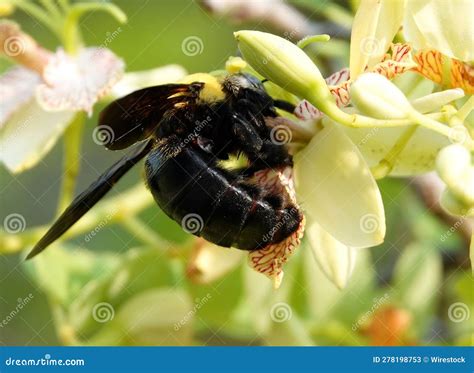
[145,145,302,251]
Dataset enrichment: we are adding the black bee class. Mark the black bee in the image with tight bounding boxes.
[27,73,303,259]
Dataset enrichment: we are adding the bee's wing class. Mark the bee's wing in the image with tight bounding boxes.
[98,83,200,150]
[26,140,154,260]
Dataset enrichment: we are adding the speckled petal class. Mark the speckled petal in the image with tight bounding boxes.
[36,48,124,115]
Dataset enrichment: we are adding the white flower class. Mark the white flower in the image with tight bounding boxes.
[350,0,473,80]
[403,0,473,62]
[0,22,124,173]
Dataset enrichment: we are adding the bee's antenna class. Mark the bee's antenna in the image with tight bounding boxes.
[261,79,268,84]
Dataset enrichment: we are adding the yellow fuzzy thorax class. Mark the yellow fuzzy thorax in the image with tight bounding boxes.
[178,73,226,103]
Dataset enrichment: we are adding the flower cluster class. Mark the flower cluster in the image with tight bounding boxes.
[232,0,473,287]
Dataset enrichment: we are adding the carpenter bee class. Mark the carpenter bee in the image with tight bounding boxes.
[27,73,303,259]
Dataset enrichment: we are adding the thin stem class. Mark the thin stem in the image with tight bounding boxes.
[410,110,474,149]
[120,215,170,250]
[371,125,419,179]
[57,113,85,214]
[39,0,62,20]
[297,34,330,49]
[454,95,474,123]
[314,95,474,149]
[14,0,62,36]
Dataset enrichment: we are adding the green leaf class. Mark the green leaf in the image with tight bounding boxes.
[26,245,119,306]
[392,243,442,317]
[68,247,176,335]
[87,288,194,346]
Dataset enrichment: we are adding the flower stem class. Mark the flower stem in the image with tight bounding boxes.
[371,125,419,179]
[454,95,474,123]
[57,113,85,215]
[297,34,330,49]
[120,216,170,250]
[39,0,63,20]
[312,94,474,149]
[14,0,62,36]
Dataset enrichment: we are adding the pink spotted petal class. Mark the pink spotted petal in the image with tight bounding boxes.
[325,67,350,86]
[248,167,305,288]
[36,48,125,115]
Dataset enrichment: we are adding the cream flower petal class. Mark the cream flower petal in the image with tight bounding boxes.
[0,99,74,173]
[338,124,450,176]
[110,65,187,98]
[186,240,244,284]
[305,218,357,289]
[0,67,40,127]
[350,0,405,79]
[294,122,385,248]
[404,0,474,62]
[36,48,124,115]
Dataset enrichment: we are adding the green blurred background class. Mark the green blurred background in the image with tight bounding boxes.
[0,0,472,346]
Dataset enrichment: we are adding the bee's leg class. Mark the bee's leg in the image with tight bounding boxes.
[273,99,295,114]
[231,113,264,155]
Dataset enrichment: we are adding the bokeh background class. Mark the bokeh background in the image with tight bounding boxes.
[1,0,472,346]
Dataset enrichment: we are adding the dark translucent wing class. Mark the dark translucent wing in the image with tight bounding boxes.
[98,84,196,150]
[26,140,154,260]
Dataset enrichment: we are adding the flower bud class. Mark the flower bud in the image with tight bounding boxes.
[234,30,333,101]
[440,189,473,217]
[351,73,413,119]
[436,144,474,206]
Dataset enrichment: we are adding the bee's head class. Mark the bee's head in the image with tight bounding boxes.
[223,73,273,108]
